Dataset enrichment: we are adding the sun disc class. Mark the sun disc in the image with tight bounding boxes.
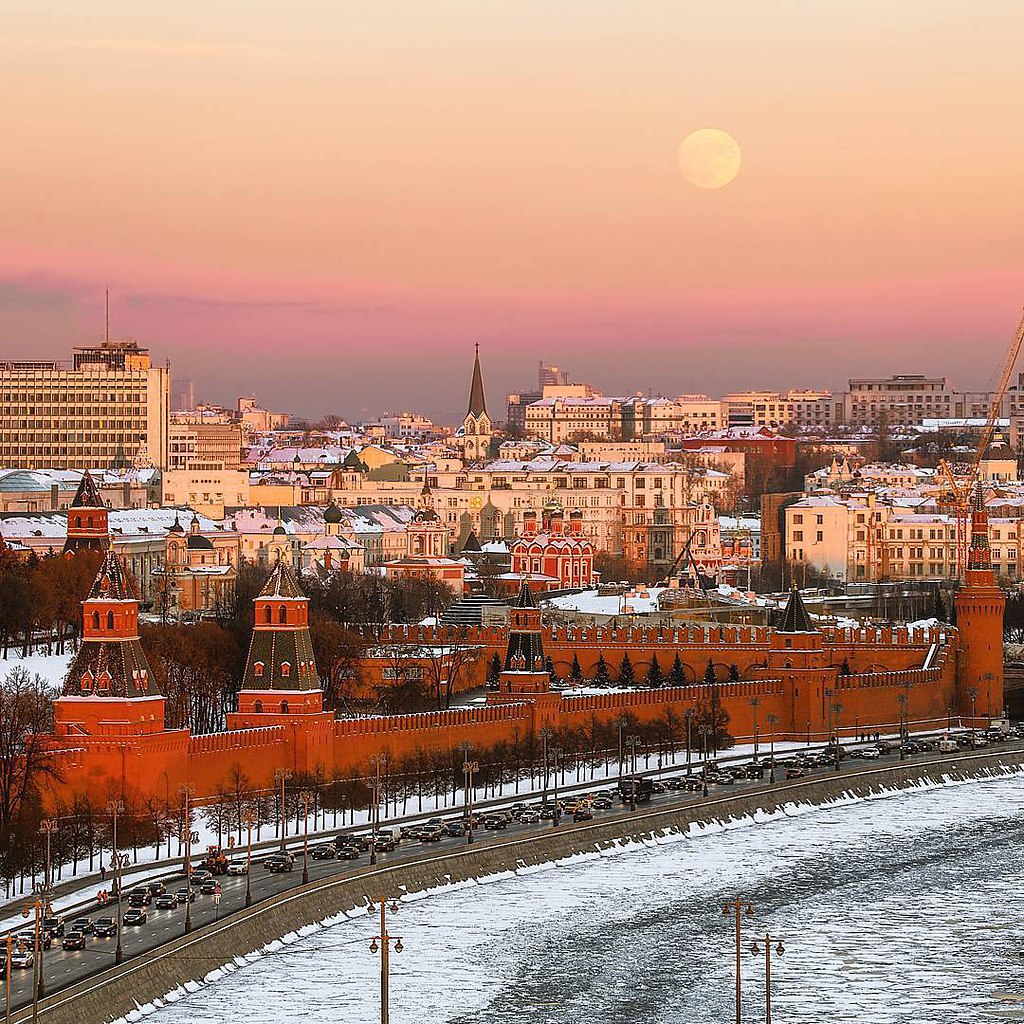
[678,129,742,189]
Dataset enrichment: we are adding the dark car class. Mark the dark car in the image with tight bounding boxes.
[336,844,361,860]
[785,767,806,780]
[189,870,213,887]
[13,930,49,951]
[174,888,196,904]
[310,844,337,860]
[127,891,150,908]
[591,796,613,810]
[94,918,118,937]
[335,833,358,848]
[573,808,594,822]
[265,854,294,872]
[123,909,147,926]
[41,916,64,938]
[71,918,94,935]
[61,930,86,951]
[146,881,167,897]
[370,834,396,852]
[199,879,220,895]
[419,825,446,842]
[745,764,765,779]
[154,893,178,909]
[444,821,466,838]
[483,815,508,830]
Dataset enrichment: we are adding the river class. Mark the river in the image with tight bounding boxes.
[135,773,1024,1024]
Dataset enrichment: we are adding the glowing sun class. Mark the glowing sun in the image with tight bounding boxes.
[678,128,742,189]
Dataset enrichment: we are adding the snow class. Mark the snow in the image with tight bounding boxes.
[543,588,667,616]
[113,768,1024,1024]
[0,649,73,692]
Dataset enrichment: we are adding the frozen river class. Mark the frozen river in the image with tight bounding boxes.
[136,774,1024,1024]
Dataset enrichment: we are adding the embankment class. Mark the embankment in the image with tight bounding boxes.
[20,746,1024,1024]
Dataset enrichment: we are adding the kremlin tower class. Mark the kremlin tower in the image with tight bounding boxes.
[62,471,110,555]
[955,484,1006,722]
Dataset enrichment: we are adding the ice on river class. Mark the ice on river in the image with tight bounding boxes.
[122,774,1024,1024]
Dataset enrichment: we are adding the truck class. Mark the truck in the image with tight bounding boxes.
[618,776,653,804]
[201,845,229,875]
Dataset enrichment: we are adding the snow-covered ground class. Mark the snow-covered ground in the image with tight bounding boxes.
[0,648,73,691]
[114,769,1024,1024]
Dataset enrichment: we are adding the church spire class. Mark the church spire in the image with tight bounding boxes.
[467,343,487,418]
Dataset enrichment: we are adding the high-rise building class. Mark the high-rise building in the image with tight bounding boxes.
[0,341,171,470]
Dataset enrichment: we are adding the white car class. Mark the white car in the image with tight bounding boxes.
[859,747,880,759]
[226,861,249,875]
[10,949,34,969]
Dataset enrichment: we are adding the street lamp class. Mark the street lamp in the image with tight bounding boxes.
[245,812,253,907]
[538,726,554,805]
[684,708,693,776]
[38,819,56,896]
[369,899,404,1024]
[722,897,755,1024]
[5,932,12,1024]
[749,934,785,1024]
[765,713,779,783]
[896,693,908,760]
[823,687,834,745]
[178,784,196,935]
[106,800,125,963]
[748,697,761,761]
[967,685,979,731]
[698,724,712,798]
[624,735,641,810]
[615,717,629,787]
[462,755,479,844]
[550,748,563,826]
[369,754,387,865]
[832,703,843,772]
[274,769,292,851]
[299,790,312,884]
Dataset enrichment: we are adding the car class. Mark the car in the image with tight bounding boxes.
[336,844,361,860]
[14,930,49,951]
[509,802,529,818]
[9,950,33,970]
[226,860,249,875]
[573,808,594,822]
[518,810,542,824]
[591,796,613,810]
[199,879,220,895]
[189,870,213,887]
[127,891,150,908]
[123,909,147,926]
[483,815,508,830]
[651,781,667,794]
[682,778,704,792]
[562,799,581,815]
[174,888,196,904]
[335,833,359,848]
[859,747,881,759]
[785,767,805,780]
[538,803,560,820]
[310,845,337,861]
[444,821,466,838]
[71,918,94,935]
[370,833,396,852]
[146,881,167,897]
[62,930,86,951]
[41,916,64,938]
[419,825,446,842]
[154,893,178,909]
[709,773,735,786]
[745,764,765,779]
[265,854,294,872]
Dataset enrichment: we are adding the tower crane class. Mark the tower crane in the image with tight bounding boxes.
[938,307,1024,577]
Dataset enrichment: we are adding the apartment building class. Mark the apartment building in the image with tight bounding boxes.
[720,390,834,430]
[524,395,725,443]
[168,422,244,470]
[0,341,170,470]
[843,375,992,428]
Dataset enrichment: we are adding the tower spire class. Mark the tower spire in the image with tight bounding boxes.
[467,344,487,418]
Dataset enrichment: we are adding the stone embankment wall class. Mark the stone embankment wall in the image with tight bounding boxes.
[21,747,1024,1024]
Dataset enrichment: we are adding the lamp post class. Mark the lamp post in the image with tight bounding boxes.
[749,934,785,1024]
[615,717,629,787]
[832,703,843,772]
[967,685,979,731]
[105,800,125,963]
[178,785,195,935]
[684,709,693,776]
[245,812,253,907]
[274,769,292,851]
[539,727,554,804]
[625,735,640,810]
[38,819,56,895]
[748,697,761,761]
[462,755,479,844]
[4,933,11,1024]
[897,693,907,760]
[299,790,312,883]
[369,899,404,1024]
[823,687,834,744]
[551,747,563,826]
[722,897,755,1024]
[27,896,42,1022]
[698,724,711,798]
[805,720,811,746]
[765,713,778,783]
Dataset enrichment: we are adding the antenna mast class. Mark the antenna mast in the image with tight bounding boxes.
[104,289,110,344]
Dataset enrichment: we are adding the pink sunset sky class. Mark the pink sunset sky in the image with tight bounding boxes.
[2,1,1024,421]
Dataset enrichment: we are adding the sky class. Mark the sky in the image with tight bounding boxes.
[2,1,1024,422]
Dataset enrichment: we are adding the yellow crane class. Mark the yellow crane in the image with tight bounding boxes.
[939,307,1024,577]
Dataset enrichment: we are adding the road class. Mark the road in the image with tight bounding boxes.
[2,732,1010,1012]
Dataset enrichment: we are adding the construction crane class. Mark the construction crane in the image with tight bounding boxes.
[938,307,1024,577]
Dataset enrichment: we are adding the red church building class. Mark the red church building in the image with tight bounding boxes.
[507,502,596,592]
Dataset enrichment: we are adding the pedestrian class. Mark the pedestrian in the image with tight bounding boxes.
[100,863,106,881]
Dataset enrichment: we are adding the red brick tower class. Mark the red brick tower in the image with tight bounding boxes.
[955,484,1006,722]
[491,582,560,730]
[62,472,110,555]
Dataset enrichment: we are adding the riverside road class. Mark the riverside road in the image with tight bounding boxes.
[4,735,1013,1015]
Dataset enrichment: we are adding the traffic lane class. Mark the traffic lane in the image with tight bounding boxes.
[8,745,973,1008]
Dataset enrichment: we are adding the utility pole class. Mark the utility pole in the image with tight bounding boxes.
[369,899,404,1024]
[722,897,754,1024]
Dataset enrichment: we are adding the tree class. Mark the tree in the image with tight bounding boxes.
[668,653,686,687]
[545,656,557,686]
[703,659,718,686]
[487,652,503,687]
[728,663,741,682]
[838,658,852,676]
[569,654,583,684]
[309,619,366,713]
[645,654,664,688]
[617,652,635,687]
[593,654,611,687]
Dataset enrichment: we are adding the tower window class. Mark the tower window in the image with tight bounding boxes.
[264,606,272,624]
[107,611,114,630]
[92,611,100,630]
[279,605,287,624]
[254,699,264,713]
[280,700,290,714]
[254,662,265,678]
[281,662,291,678]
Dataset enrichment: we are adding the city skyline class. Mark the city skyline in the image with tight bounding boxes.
[3,2,1024,418]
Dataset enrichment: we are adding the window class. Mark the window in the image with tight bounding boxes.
[254,662,264,678]
[107,611,114,630]
[793,514,803,525]
[254,700,264,713]
[278,605,287,624]
[793,531,803,541]
[280,700,289,714]
[92,611,100,630]
[281,662,291,678]
[264,606,272,624]
[816,531,823,542]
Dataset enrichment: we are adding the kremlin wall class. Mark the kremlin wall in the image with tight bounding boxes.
[41,480,1005,809]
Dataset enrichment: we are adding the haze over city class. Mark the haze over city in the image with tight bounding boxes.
[3,1,1024,418]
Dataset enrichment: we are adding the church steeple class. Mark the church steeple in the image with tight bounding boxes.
[462,344,492,464]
